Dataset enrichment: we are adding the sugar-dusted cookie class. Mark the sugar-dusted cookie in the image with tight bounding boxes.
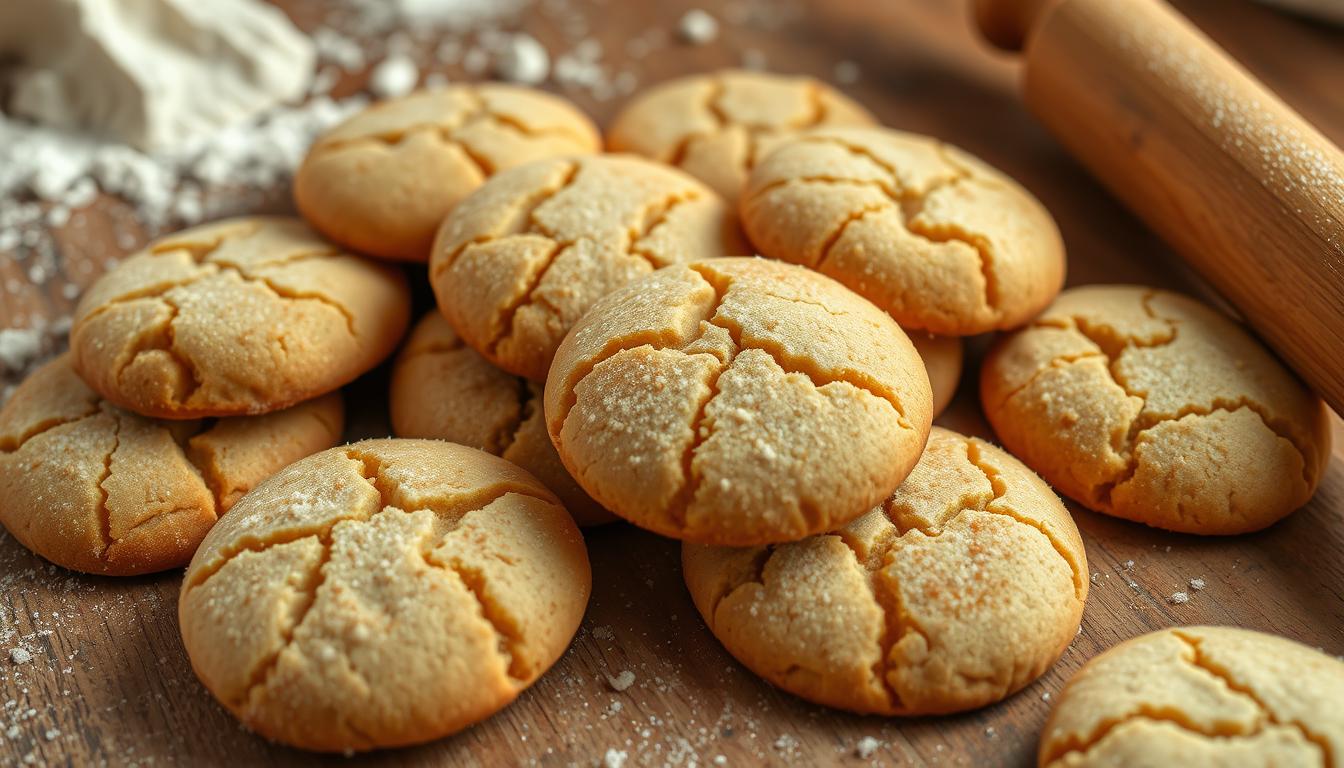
[683,427,1087,715]
[607,69,876,201]
[179,439,590,752]
[910,332,962,417]
[981,285,1330,534]
[741,127,1065,335]
[1039,626,1344,767]
[70,217,410,419]
[389,312,616,526]
[430,154,745,381]
[544,257,933,546]
[0,355,343,575]
[296,86,600,261]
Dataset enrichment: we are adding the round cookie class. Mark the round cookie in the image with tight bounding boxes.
[683,427,1087,715]
[430,154,746,381]
[389,312,616,526]
[544,257,934,546]
[70,217,410,419]
[0,354,343,575]
[1039,626,1344,767]
[741,127,1065,336]
[295,85,600,261]
[981,285,1330,535]
[606,69,876,201]
[178,439,591,752]
[909,332,962,417]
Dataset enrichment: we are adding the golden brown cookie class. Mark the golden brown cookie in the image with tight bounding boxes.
[981,285,1330,535]
[741,127,1065,335]
[910,332,962,417]
[684,427,1087,715]
[606,69,876,201]
[544,257,933,546]
[1039,626,1344,767]
[296,86,600,262]
[0,355,343,575]
[179,439,591,753]
[70,217,410,419]
[389,312,616,526]
[430,154,746,381]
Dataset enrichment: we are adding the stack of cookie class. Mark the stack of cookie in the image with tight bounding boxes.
[3,71,1339,761]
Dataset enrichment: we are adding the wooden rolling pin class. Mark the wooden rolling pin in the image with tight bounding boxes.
[974,0,1344,413]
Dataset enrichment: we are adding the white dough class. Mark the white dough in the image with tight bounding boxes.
[0,0,315,151]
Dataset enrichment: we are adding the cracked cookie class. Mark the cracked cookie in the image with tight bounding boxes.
[981,285,1330,535]
[741,127,1065,335]
[295,85,600,262]
[179,439,591,752]
[0,354,343,575]
[429,154,746,381]
[390,312,616,527]
[70,217,411,419]
[544,257,933,546]
[1039,626,1344,767]
[606,69,876,201]
[683,426,1087,715]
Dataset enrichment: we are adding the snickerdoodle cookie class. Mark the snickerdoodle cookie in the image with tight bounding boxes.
[684,427,1087,715]
[741,127,1065,335]
[0,355,343,575]
[544,257,933,546]
[1039,626,1344,767]
[910,332,962,417]
[981,285,1330,534]
[430,154,745,381]
[296,86,600,261]
[389,312,615,526]
[607,69,876,201]
[179,439,590,752]
[70,217,410,419]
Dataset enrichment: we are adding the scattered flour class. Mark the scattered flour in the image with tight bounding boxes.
[1169,591,1191,605]
[496,34,551,85]
[8,647,32,665]
[678,10,719,44]
[602,748,628,768]
[855,736,882,759]
[369,54,421,98]
[1190,578,1207,590]
[606,670,636,692]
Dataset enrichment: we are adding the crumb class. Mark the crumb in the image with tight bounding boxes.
[678,9,719,44]
[1042,691,1052,702]
[496,33,550,85]
[1168,591,1190,604]
[833,59,860,84]
[606,670,635,691]
[856,736,882,758]
[1189,578,1206,590]
[1123,559,1134,569]
[713,756,727,766]
[603,748,628,768]
[369,54,419,99]
[44,728,59,741]
[9,648,32,665]
[985,726,996,738]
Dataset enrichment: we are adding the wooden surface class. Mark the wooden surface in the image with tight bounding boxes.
[2,1,1342,766]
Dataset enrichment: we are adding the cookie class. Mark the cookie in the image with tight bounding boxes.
[683,427,1087,715]
[741,127,1065,335]
[910,332,962,417]
[544,257,933,545]
[981,285,1330,534]
[389,312,616,526]
[178,439,590,752]
[295,85,600,262]
[70,217,410,419]
[606,69,876,201]
[0,355,343,575]
[1039,626,1344,767]
[430,154,746,381]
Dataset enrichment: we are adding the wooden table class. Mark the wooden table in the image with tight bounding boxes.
[2,1,1342,765]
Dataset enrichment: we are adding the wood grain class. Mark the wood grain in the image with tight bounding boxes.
[1,1,1342,766]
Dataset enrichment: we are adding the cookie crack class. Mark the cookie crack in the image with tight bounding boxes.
[992,351,1106,411]
[705,545,778,625]
[964,439,1087,600]
[1172,631,1334,768]
[665,77,729,168]
[486,239,574,354]
[424,549,530,682]
[233,537,334,709]
[94,412,123,556]
[815,203,888,270]
[0,408,101,454]
[1041,705,1259,765]
[833,530,918,712]
[494,379,536,455]
[625,190,706,269]
[246,271,358,337]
